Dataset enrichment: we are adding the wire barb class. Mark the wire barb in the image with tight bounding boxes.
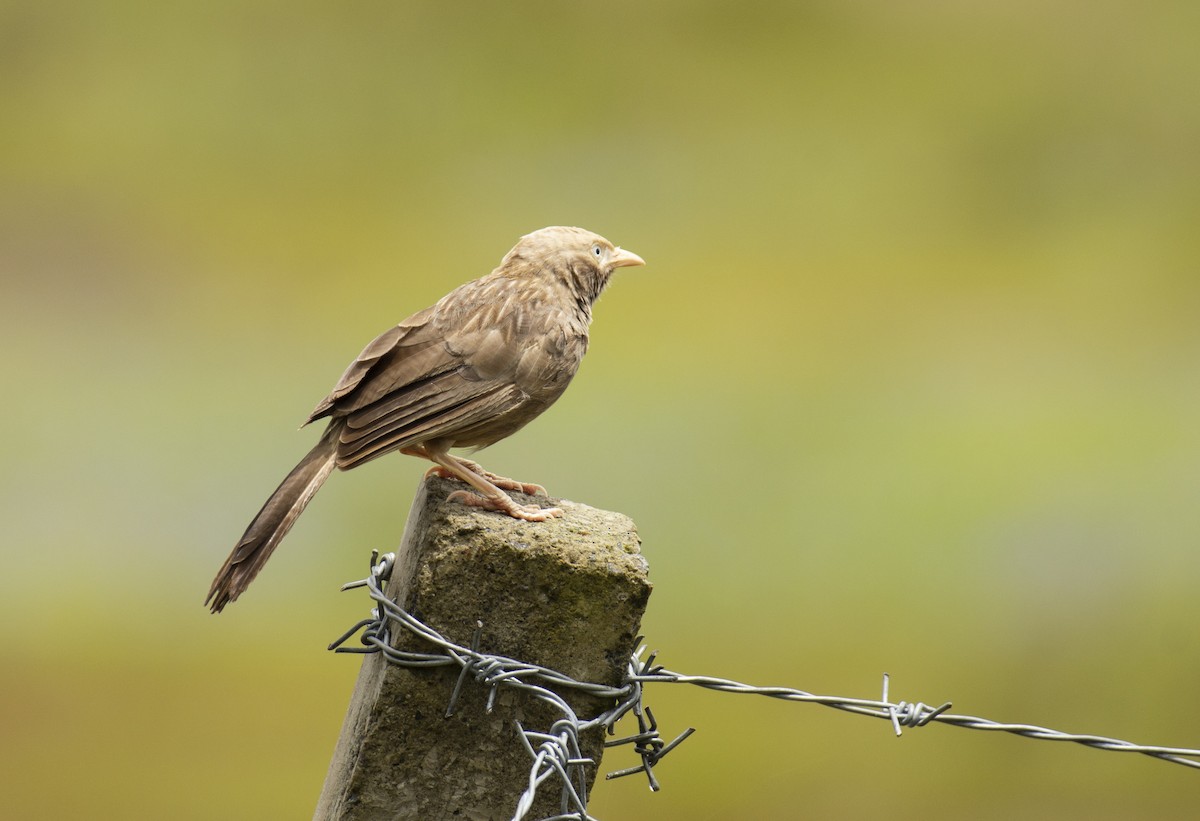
[882,673,953,736]
[603,706,696,791]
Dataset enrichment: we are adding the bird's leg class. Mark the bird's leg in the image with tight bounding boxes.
[404,446,563,522]
[419,454,548,496]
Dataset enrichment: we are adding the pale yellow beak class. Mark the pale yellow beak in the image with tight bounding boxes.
[610,247,645,269]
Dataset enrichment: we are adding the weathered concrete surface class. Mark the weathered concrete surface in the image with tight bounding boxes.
[316,476,651,821]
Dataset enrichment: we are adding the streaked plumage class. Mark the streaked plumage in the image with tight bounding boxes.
[206,226,643,612]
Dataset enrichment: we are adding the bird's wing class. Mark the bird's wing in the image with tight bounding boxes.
[310,281,539,469]
[307,306,444,422]
[336,375,525,468]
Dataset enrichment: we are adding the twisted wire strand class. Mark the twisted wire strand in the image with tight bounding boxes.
[332,551,1200,821]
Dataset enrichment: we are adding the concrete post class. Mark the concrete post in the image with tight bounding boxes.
[316,476,651,820]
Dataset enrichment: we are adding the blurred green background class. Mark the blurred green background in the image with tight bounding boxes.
[3,1,1199,818]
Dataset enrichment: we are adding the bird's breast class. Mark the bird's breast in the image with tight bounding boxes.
[514,326,587,402]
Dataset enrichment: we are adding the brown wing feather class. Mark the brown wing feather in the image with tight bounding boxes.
[336,380,526,468]
[308,306,442,422]
[330,339,459,415]
[340,371,494,443]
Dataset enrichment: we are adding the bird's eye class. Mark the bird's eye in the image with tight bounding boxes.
[591,244,603,259]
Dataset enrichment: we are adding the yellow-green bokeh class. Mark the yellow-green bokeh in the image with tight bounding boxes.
[3,2,1199,818]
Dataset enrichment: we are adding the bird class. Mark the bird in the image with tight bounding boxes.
[206,226,644,613]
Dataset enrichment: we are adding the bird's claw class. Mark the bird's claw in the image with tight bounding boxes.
[494,478,548,497]
[425,464,548,497]
[446,490,563,521]
[511,504,563,522]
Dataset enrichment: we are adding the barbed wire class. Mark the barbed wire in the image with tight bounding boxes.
[330,550,1200,821]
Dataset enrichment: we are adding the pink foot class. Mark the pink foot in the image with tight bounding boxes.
[424,463,548,497]
[446,489,564,522]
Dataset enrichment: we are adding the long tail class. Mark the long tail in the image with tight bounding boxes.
[206,426,339,613]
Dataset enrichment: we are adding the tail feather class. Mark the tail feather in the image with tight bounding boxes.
[207,426,339,613]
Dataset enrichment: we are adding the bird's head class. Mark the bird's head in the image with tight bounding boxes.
[502,226,644,306]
